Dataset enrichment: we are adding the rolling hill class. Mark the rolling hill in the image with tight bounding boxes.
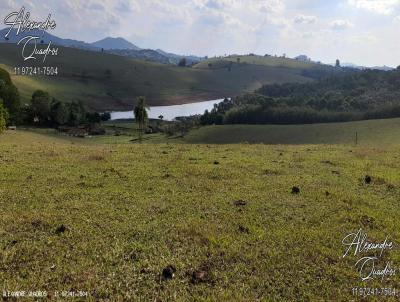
[184,117,400,144]
[193,55,332,70]
[0,44,334,111]
[91,37,140,50]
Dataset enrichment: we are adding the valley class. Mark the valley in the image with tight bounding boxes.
[0,43,332,111]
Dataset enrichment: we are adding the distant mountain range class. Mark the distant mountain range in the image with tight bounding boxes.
[295,54,395,71]
[0,28,203,65]
[0,28,97,50]
[0,28,394,70]
[341,62,394,71]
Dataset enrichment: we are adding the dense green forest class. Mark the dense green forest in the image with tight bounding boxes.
[201,68,400,125]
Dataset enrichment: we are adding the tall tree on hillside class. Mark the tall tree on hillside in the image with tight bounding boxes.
[134,96,148,143]
[335,59,341,68]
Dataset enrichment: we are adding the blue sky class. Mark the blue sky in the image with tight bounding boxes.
[1,0,400,66]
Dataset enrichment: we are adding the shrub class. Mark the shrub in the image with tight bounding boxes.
[0,68,20,124]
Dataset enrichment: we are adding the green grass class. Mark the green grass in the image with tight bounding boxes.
[184,118,400,145]
[0,44,325,111]
[18,127,172,145]
[1,130,400,300]
[24,117,400,146]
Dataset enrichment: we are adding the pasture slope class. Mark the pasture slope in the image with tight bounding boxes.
[0,43,327,111]
[184,118,400,145]
[0,129,399,300]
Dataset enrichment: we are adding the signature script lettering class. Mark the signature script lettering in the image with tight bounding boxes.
[3,7,58,63]
[4,7,56,38]
[342,229,396,282]
[355,257,396,281]
[342,229,393,258]
[17,36,58,62]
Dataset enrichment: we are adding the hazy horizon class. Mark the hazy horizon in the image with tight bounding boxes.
[1,0,400,67]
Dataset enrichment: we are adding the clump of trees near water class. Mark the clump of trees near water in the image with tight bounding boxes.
[0,67,110,130]
[201,68,400,125]
[27,90,110,127]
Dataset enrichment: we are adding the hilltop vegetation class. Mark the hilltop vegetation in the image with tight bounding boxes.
[0,44,335,111]
[201,68,400,125]
[194,54,327,70]
[257,68,400,111]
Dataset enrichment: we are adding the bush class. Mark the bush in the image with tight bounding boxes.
[101,112,111,122]
[0,68,20,124]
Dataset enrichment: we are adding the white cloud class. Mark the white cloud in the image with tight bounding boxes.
[294,14,317,24]
[330,19,354,30]
[348,0,400,15]
[2,0,400,66]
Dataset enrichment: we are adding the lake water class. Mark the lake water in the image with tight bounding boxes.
[110,99,224,121]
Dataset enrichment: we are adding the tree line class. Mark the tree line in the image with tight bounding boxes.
[201,69,400,125]
[0,67,110,133]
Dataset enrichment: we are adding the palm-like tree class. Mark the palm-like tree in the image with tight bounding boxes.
[134,96,148,143]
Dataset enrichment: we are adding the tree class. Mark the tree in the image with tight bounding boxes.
[0,99,9,133]
[237,57,240,63]
[50,100,68,126]
[335,59,341,68]
[86,112,102,124]
[101,112,111,122]
[158,115,164,120]
[134,96,148,143]
[66,101,86,126]
[0,68,20,124]
[30,90,51,125]
[178,58,187,67]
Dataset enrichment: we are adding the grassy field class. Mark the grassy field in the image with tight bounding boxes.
[22,117,400,146]
[0,44,329,111]
[184,118,400,145]
[1,130,400,300]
